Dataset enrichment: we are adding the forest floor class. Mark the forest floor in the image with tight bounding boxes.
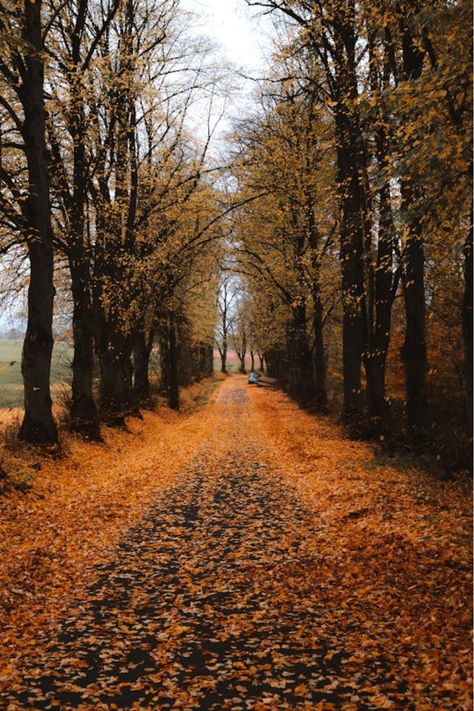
[0,375,471,710]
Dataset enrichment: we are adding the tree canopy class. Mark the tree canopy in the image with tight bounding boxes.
[0,0,471,466]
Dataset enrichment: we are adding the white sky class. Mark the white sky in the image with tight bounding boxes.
[179,0,275,146]
[182,0,272,72]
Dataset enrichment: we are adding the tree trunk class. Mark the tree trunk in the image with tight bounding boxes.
[363,35,399,434]
[308,215,327,408]
[400,195,427,434]
[177,320,194,387]
[99,330,131,425]
[462,211,473,430]
[167,312,180,411]
[133,329,151,402]
[365,357,387,425]
[19,0,58,444]
[337,150,367,423]
[312,289,327,408]
[250,350,255,372]
[364,183,396,430]
[220,346,227,373]
[289,305,316,405]
[69,252,101,440]
[265,348,283,380]
[237,331,247,374]
[333,15,368,423]
[258,353,264,372]
[205,345,214,376]
[58,0,100,440]
[399,18,428,437]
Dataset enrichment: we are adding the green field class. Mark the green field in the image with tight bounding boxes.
[0,339,73,408]
[0,342,247,409]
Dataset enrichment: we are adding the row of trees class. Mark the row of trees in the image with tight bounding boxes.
[0,0,224,443]
[231,0,472,450]
[1,0,471,464]
[215,275,265,375]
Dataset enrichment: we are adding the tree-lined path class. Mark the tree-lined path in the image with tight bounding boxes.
[0,0,472,708]
[1,377,471,710]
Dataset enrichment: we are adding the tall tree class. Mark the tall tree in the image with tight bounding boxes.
[216,276,236,373]
[0,0,58,443]
[47,0,120,439]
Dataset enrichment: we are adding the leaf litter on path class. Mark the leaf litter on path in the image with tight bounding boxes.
[0,375,471,709]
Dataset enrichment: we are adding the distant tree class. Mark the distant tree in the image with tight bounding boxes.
[216,276,236,373]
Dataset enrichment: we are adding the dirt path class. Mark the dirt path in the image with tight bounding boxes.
[1,376,471,710]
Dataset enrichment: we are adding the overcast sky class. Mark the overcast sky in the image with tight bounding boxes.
[177,0,275,146]
[182,0,272,72]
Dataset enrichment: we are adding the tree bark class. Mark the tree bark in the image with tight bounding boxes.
[400,186,427,434]
[364,182,397,429]
[219,345,227,373]
[236,330,247,374]
[167,311,180,411]
[69,252,101,439]
[204,345,214,376]
[98,330,131,426]
[336,125,367,422]
[133,329,151,402]
[307,215,327,408]
[289,305,316,405]
[332,11,368,423]
[265,348,284,381]
[65,6,100,440]
[462,210,473,430]
[312,288,327,408]
[363,32,397,432]
[399,18,427,436]
[19,0,58,444]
